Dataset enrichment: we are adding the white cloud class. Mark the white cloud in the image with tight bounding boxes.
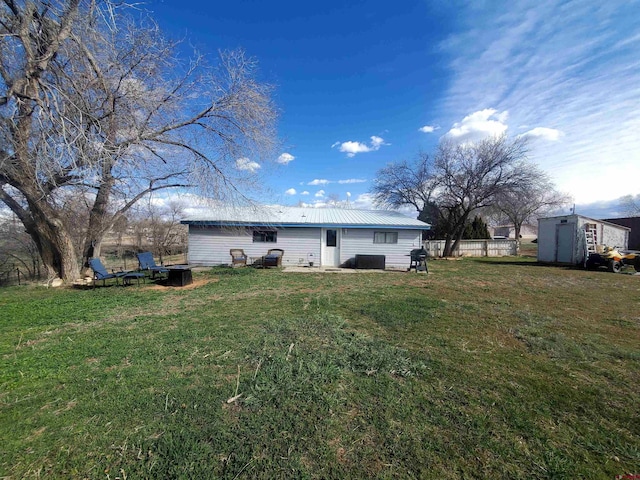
[277,152,295,164]
[297,200,331,208]
[370,136,385,148]
[235,157,261,172]
[332,136,389,157]
[520,127,564,142]
[301,190,309,195]
[439,2,640,203]
[285,188,296,195]
[315,189,325,198]
[350,193,376,209]
[419,125,439,133]
[338,141,373,156]
[444,109,509,143]
[305,178,366,187]
[338,178,367,184]
[308,179,330,185]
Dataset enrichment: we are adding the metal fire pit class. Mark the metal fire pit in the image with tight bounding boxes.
[167,265,193,286]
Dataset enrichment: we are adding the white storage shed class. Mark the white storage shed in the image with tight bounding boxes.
[181,206,430,269]
[537,214,630,265]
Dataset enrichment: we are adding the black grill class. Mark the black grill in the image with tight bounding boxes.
[409,248,428,272]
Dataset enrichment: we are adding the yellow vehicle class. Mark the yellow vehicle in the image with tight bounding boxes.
[586,246,640,273]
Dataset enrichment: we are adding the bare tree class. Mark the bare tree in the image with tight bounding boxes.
[0,2,278,282]
[371,153,436,215]
[372,135,530,256]
[129,200,186,263]
[491,166,571,254]
[620,194,640,216]
[0,1,84,280]
[324,193,356,209]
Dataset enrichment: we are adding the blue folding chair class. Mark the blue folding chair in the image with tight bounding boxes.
[89,258,127,287]
[136,251,169,279]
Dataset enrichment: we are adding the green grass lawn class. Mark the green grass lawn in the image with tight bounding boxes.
[1,258,638,479]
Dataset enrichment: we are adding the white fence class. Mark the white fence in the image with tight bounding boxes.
[424,239,517,257]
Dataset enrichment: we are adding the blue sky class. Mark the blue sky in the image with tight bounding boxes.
[149,0,640,218]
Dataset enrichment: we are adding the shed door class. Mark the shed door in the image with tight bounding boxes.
[556,223,575,263]
[321,228,341,267]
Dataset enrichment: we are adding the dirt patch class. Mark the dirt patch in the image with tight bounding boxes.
[147,277,218,291]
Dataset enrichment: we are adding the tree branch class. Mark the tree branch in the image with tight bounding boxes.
[0,185,32,229]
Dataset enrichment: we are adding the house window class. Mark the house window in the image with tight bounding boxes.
[253,230,277,243]
[326,229,337,247]
[373,231,398,244]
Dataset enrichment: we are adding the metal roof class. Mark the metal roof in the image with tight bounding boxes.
[538,214,631,230]
[181,206,430,230]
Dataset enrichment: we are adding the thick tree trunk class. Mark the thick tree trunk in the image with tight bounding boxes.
[26,209,81,282]
[0,186,81,282]
[81,180,115,271]
[443,212,470,257]
[448,232,466,257]
[81,229,105,270]
[442,236,453,257]
[514,223,522,256]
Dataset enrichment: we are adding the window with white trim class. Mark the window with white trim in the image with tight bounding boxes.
[253,230,277,243]
[373,231,398,244]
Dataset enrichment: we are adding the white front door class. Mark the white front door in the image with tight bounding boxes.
[321,228,341,267]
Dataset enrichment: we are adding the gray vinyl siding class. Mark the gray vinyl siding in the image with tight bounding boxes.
[188,225,321,266]
[188,225,423,269]
[271,228,321,266]
[340,228,422,268]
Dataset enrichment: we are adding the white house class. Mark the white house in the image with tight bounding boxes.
[537,214,630,265]
[181,206,430,269]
